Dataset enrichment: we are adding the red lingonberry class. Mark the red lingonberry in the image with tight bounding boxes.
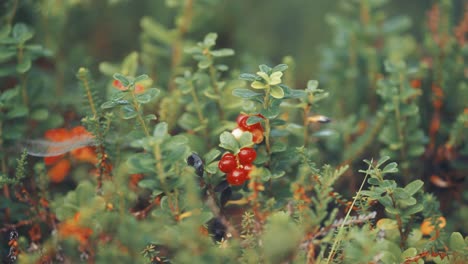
[218,153,237,173]
[236,114,264,132]
[226,168,248,186]
[238,148,256,165]
[251,128,264,144]
[243,164,253,171]
[236,114,250,130]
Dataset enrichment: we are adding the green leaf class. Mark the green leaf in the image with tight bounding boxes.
[145,114,157,121]
[377,156,391,168]
[16,59,31,73]
[402,204,423,216]
[259,64,271,74]
[138,179,158,189]
[393,188,410,200]
[127,153,156,174]
[113,73,130,87]
[360,190,379,198]
[140,17,174,44]
[270,119,286,126]
[272,64,288,72]
[110,91,126,101]
[136,88,160,104]
[185,46,203,54]
[198,59,212,69]
[164,135,188,148]
[246,115,264,126]
[270,85,284,99]
[153,122,168,142]
[401,248,417,260]
[404,180,424,196]
[286,89,307,99]
[378,196,393,208]
[99,62,120,75]
[7,105,28,119]
[377,218,398,230]
[203,33,217,47]
[382,16,412,34]
[219,131,239,152]
[210,49,234,57]
[178,112,200,130]
[271,141,287,153]
[0,87,18,101]
[257,167,272,181]
[134,74,149,83]
[0,66,16,77]
[399,197,417,207]
[307,80,319,90]
[384,206,400,215]
[0,49,16,63]
[216,64,229,71]
[101,101,117,109]
[239,73,259,81]
[205,162,218,174]
[203,149,221,164]
[449,232,466,252]
[30,109,49,121]
[368,177,380,185]
[251,81,266,89]
[165,145,189,161]
[232,88,262,99]
[152,189,164,197]
[12,23,34,43]
[238,132,253,148]
[260,99,281,119]
[122,53,139,76]
[271,170,285,179]
[382,162,398,174]
[0,25,11,38]
[121,105,137,119]
[408,145,425,156]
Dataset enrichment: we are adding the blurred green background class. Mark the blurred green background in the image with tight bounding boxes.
[8,0,435,85]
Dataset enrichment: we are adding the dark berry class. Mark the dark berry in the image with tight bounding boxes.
[207,218,227,242]
[187,153,204,177]
[237,148,257,165]
[226,168,247,186]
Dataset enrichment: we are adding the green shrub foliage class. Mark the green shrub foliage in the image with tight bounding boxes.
[0,0,467,263]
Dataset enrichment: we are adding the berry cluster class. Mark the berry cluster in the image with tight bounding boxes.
[218,148,257,186]
[234,114,264,144]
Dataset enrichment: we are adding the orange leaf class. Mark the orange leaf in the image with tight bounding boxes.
[421,216,446,236]
[47,159,71,183]
[71,146,97,164]
[44,128,71,142]
[58,212,93,246]
[44,155,65,165]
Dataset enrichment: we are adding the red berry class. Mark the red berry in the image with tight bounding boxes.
[222,153,236,160]
[218,153,237,173]
[236,114,250,130]
[251,114,265,131]
[238,148,256,165]
[251,128,264,144]
[226,168,247,186]
[236,114,264,132]
[243,164,254,171]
